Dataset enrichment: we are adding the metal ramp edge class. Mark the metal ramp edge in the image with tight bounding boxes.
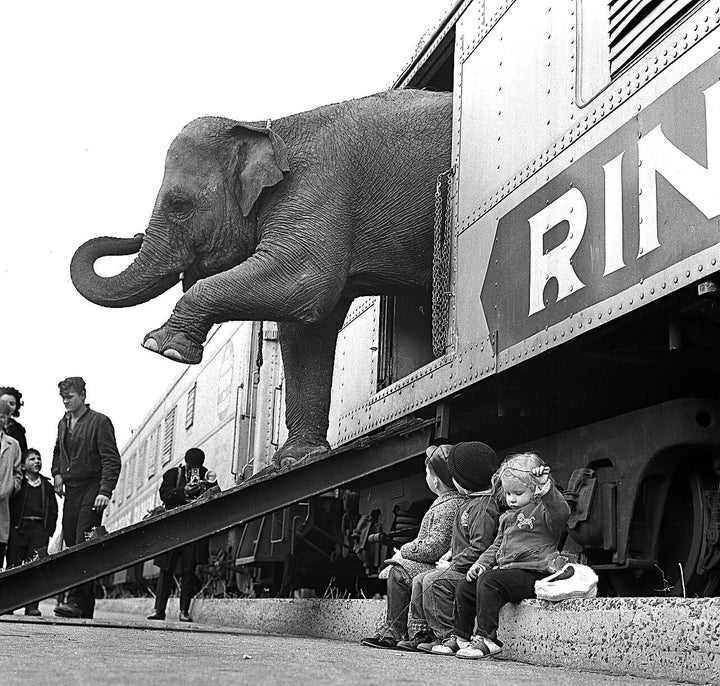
[0,418,434,613]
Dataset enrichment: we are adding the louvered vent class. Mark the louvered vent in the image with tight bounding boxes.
[610,0,705,76]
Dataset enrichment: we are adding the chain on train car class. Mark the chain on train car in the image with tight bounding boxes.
[104,0,720,600]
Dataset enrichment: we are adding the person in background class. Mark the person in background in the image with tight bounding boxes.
[0,399,23,566]
[147,448,211,623]
[7,448,58,615]
[0,387,27,455]
[52,377,121,619]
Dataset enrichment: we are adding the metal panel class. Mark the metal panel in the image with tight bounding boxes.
[447,1,720,380]
[457,0,577,225]
[329,297,380,445]
[252,331,283,473]
[482,51,720,354]
[0,419,435,613]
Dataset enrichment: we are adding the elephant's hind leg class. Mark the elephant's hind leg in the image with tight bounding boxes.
[274,298,352,469]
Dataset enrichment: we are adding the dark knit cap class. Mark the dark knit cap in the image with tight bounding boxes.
[184,448,205,467]
[425,445,454,489]
[447,441,499,492]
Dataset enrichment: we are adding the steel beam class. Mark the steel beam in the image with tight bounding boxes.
[0,419,434,613]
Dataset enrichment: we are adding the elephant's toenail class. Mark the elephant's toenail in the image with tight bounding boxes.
[143,338,159,352]
[164,349,185,362]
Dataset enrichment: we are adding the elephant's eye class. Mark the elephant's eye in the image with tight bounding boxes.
[168,197,193,217]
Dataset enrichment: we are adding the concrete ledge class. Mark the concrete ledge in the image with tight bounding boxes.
[97,597,720,684]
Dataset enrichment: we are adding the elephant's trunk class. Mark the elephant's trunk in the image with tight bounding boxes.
[70,234,180,308]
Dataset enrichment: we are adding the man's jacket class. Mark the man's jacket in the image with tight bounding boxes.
[51,407,121,498]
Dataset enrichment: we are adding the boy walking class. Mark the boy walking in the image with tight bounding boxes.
[7,448,58,615]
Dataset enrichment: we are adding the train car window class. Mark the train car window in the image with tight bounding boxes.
[147,428,158,479]
[609,0,704,77]
[116,469,124,504]
[124,454,135,501]
[137,441,147,488]
[578,0,705,104]
[403,27,455,92]
[161,407,176,465]
[185,382,197,430]
[377,296,434,390]
[271,385,283,447]
[577,0,612,105]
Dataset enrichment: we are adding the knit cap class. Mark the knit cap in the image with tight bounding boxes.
[447,441,498,492]
[425,445,454,489]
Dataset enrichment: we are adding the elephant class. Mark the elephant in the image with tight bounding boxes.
[71,89,453,468]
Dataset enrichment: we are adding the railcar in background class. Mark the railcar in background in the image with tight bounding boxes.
[106,0,720,598]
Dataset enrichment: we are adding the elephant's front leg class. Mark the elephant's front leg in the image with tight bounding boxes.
[273,298,351,468]
[142,252,344,364]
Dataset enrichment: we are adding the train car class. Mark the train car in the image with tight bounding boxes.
[103,319,375,597]
[108,0,720,599]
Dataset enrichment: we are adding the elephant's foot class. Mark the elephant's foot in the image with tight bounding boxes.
[143,326,203,364]
[272,439,331,470]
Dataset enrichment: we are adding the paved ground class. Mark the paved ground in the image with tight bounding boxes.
[0,604,695,686]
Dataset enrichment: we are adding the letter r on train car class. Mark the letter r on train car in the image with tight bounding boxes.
[528,188,587,316]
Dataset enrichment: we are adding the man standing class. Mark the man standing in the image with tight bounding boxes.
[147,448,211,623]
[52,377,121,619]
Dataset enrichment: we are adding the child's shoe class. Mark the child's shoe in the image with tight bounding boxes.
[397,633,433,651]
[360,635,398,649]
[430,635,470,655]
[416,640,442,653]
[455,635,503,659]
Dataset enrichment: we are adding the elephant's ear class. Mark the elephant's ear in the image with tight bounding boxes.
[231,124,290,217]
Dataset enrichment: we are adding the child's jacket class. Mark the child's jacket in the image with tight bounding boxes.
[10,474,59,537]
[389,490,464,579]
[476,481,570,573]
[448,493,500,574]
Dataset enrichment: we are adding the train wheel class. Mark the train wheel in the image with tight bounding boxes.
[233,568,255,597]
[609,458,720,597]
[656,462,720,596]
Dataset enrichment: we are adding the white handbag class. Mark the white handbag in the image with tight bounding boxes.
[534,563,598,601]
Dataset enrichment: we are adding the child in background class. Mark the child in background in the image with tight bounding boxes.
[7,449,58,615]
[361,445,464,649]
[0,399,23,566]
[398,441,500,652]
[437,452,570,658]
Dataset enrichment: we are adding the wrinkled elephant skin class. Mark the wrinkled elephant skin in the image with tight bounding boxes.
[71,90,453,467]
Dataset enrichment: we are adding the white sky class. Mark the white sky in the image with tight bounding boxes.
[1,0,452,473]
